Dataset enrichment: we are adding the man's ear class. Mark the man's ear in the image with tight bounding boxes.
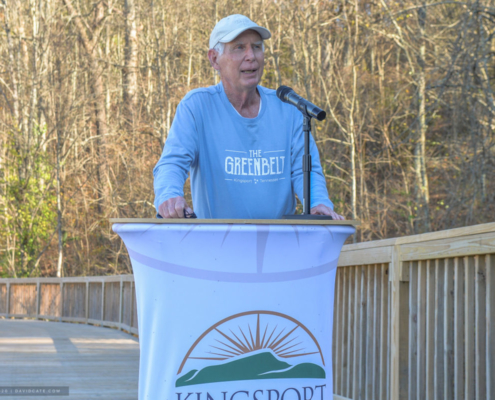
[208,49,220,73]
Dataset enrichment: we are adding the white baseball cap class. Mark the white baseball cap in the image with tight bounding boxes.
[209,14,271,49]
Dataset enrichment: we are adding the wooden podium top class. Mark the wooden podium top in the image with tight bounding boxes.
[110,218,360,226]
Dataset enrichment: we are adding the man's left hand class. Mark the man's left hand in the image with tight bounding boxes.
[311,204,345,220]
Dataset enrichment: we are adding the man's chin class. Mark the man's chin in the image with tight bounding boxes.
[239,75,262,89]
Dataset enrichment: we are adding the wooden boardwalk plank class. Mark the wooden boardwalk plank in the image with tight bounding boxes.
[0,319,139,400]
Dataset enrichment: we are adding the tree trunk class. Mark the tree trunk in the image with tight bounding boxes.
[350,66,358,225]
[56,111,63,278]
[1,0,21,152]
[61,0,110,210]
[414,3,431,233]
[123,0,138,125]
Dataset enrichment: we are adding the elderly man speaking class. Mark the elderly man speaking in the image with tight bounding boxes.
[153,14,344,220]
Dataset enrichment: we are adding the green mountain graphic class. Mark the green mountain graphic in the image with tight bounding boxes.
[176,351,325,387]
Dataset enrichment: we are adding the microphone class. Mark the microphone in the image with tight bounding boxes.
[276,86,326,121]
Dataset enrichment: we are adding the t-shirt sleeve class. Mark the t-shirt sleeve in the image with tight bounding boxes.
[290,111,334,210]
[153,99,199,212]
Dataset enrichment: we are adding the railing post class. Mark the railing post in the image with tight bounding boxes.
[85,280,89,324]
[6,282,10,318]
[36,280,40,319]
[59,281,64,322]
[101,280,105,323]
[390,244,409,399]
[130,279,134,329]
[119,277,123,331]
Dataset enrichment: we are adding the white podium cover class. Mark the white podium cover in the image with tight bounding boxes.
[113,221,355,400]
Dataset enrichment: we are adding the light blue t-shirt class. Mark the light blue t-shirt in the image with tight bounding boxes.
[153,82,333,219]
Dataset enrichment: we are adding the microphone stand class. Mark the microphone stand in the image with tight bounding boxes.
[283,111,333,220]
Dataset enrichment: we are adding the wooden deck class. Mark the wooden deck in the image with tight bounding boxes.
[0,319,139,399]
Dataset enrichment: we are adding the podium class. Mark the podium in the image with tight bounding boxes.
[112,219,357,400]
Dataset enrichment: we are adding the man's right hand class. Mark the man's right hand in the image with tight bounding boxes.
[158,196,193,218]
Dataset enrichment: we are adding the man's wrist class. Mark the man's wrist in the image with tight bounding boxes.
[310,200,333,210]
[155,193,184,209]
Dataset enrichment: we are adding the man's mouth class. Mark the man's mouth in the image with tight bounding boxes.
[241,69,257,74]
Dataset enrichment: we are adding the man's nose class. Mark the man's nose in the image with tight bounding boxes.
[245,45,256,60]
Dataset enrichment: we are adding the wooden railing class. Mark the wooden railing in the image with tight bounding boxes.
[0,275,138,335]
[1,222,494,400]
[334,222,495,400]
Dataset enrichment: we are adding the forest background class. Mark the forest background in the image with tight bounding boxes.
[0,0,494,278]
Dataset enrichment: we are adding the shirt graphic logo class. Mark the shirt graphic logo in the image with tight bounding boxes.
[224,150,285,177]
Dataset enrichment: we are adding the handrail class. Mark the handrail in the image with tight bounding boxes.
[334,222,495,400]
[0,274,138,335]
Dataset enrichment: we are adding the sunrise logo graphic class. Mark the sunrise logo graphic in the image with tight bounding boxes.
[176,311,326,387]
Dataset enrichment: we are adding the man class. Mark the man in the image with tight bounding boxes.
[153,14,344,220]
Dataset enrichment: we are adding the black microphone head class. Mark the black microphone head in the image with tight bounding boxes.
[276,85,293,102]
[315,110,327,121]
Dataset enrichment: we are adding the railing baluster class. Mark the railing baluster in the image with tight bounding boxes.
[380,263,388,400]
[358,265,367,399]
[101,280,105,323]
[85,280,89,324]
[59,281,64,322]
[426,260,435,400]
[6,282,10,317]
[36,281,40,320]
[333,268,343,394]
[352,265,361,399]
[347,266,355,398]
[130,279,134,330]
[387,268,392,400]
[434,259,445,400]
[378,264,389,399]
[465,256,476,399]
[365,265,375,400]
[454,257,465,400]
[371,265,379,400]
[443,258,454,400]
[487,254,494,400]
[418,261,427,398]
[119,278,123,331]
[409,261,419,400]
[340,266,349,397]
[475,255,487,400]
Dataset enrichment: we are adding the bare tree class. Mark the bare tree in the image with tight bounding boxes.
[0,0,494,277]
[61,0,111,210]
[123,0,139,125]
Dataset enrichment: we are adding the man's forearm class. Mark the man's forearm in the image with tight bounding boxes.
[153,165,189,212]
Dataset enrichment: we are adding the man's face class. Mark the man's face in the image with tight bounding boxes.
[212,30,265,93]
